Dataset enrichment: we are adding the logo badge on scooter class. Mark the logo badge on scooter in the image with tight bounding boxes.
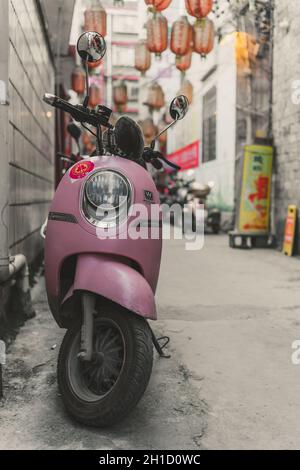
[70,161,95,180]
[144,190,154,203]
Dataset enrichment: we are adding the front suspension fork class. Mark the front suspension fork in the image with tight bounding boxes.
[77,292,171,361]
[77,292,96,362]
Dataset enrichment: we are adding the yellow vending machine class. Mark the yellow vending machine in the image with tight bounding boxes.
[230,145,273,249]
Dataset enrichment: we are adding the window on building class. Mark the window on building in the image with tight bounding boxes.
[127,83,139,102]
[202,87,217,163]
[112,45,135,67]
[113,15,138,34]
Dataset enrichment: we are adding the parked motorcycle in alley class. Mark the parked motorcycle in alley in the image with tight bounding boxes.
[42,32,188,427]
[160,175,221,234]
[184,181,221,234]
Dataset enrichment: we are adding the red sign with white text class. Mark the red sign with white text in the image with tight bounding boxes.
[167,141,200,171]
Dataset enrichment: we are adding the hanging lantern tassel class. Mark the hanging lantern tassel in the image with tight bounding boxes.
[193,17,215,58]
[146,13,168,59]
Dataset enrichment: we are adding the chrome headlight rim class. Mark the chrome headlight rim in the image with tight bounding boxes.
[82,169,132,229]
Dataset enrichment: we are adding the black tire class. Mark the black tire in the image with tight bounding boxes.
[57,304,153,427]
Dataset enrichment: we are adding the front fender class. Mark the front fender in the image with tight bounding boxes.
[63,254,157,320]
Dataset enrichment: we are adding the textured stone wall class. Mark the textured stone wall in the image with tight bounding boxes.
[273,0,300,250]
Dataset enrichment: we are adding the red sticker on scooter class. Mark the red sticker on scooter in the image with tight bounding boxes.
[70,161,94,180]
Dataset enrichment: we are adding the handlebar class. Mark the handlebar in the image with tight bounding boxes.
[43,94,113,129]
[143,148,181,171]
[44,93,181,171]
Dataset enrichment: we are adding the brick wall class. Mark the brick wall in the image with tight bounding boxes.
[273,0,300,250]
[8,0,55,263]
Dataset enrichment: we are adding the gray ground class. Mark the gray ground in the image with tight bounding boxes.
[1,235,300,450]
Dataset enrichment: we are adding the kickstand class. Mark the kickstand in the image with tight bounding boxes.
[149,327,171,359]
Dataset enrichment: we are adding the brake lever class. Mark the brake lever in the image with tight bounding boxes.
[151,159,163,170]
[143,148,180,171]
[160,155,181,171]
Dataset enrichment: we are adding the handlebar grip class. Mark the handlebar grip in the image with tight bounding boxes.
[43,94,76,115]
[43,93,91,125]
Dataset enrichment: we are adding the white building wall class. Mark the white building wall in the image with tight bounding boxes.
[136,1,237,212]
[169,33,237,212]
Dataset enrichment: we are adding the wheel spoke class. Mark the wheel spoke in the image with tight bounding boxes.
[76,319,124,397]
[96,328,111,350]
[102,335,119,351]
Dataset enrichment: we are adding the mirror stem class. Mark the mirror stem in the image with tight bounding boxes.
[83,60,90,108]
[150,119,178,149]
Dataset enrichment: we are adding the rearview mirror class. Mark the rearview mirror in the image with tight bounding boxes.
[169,95,189,121]
[77,32,107,63]
[150,95,189,150]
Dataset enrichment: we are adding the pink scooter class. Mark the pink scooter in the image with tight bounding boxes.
[43,32,189,427]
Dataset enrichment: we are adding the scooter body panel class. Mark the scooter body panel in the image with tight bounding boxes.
[63,254,157,320]
[45,155,162,326]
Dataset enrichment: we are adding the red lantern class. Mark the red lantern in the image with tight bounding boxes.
[82,132,95,153]
[84,1,107,37]
[141,118,157,145]
[193,18,215,56]
[179,79,193,105]
[171,16,192,57]
[145,0,172,12]
[146,13,168,58]
[135,40,151,75]
[88,58,102,70]
[164,107,173,125]
[71,66,86,95]
[158,119,167,145]
[113,81,128,110]
[176,48,192,72]
[89,83,101,108]
[185,0,213,19]
[146,82,165,110]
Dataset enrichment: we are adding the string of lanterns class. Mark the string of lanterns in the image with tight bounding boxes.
[136,0,216,115]
[70,0,217,150]
[71,1,131,111]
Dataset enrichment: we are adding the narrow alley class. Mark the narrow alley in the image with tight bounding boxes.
[1,235,300,450]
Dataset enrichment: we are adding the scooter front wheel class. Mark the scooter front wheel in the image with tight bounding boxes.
[57,305,153,427]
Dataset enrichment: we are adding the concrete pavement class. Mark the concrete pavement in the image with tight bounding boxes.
[1,235,300,449]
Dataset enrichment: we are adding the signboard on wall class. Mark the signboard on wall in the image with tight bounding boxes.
[167,141,200,172]
[238,145,273,234]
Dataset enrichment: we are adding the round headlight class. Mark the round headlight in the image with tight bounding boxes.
[83,170,131,227]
